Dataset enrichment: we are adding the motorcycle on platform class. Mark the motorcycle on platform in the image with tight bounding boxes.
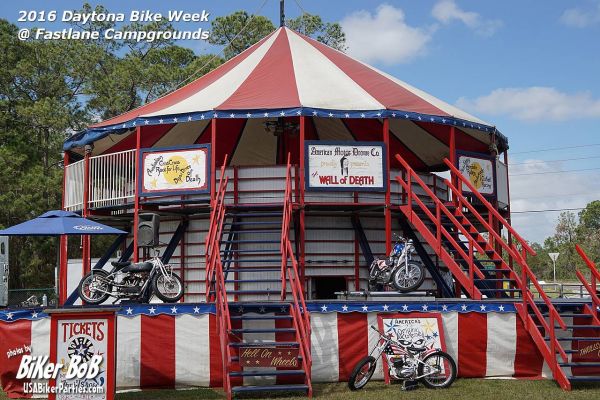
[78,249,184,304]
[348,325,456,391]
[368,234,426,292]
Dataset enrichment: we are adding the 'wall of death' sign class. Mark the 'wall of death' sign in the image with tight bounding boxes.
[305,141,386,192]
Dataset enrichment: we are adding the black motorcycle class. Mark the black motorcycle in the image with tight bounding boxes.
[78,249,184,304]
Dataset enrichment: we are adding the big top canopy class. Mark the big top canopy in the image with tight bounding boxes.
[64,26,506,171]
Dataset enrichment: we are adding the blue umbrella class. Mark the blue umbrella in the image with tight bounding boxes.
[0,210,127,236]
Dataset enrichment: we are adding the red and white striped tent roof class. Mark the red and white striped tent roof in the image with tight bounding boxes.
[65,27,506,171]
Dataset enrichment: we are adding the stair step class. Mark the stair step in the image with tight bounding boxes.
[567,376,600,382]
[545,337,600,341]
[226,212,283,217]
[553,313,593,318]
[223,229,282,234]
[480,288,522,292]
[231,328,296,334]
[223,221,281,226]
[222,249,280,254]
[540,325,600,330]
[230,370,305,377]
[474,278,515,282]
[230,341,299,348]
[217,290,281,295]
[231,384,308,393]
[222,258,282,263]
[560,362,600,367]
[225,279,282,283]
[231,315,293,321]
[222,239,281,244]
[224,268,281,272]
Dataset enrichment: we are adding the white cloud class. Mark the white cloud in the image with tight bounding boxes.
[508,159,600,243]
[432,0,502,36]
[340,4,433,65]
[560,2,600,28]
[456,87,600,121]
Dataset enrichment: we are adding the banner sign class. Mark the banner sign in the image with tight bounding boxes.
[378,312,447,384]
[305,141,386,191]
[138,145,210,197]
[239,347,300,368]
[49,311,115,400]
[457,152,495,196]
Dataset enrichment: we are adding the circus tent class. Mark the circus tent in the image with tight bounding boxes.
[64,26,506,171]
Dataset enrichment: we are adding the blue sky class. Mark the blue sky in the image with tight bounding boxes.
[2,0,600,242]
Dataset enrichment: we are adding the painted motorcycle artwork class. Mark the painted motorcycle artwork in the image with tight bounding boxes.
[368,234,426,293]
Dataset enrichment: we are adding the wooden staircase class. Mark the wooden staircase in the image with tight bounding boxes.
[395,153,600,389]
[206,156,312,399]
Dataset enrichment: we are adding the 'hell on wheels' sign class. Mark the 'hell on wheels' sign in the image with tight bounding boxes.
[239,347,300,368]
[305,141,386,192]
[138,144,210,197]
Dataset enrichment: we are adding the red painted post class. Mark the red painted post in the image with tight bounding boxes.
[133,127,142,262]
[59,152,70,305]
[383,118,392,255]
[211,119,217,201]
[299,116,306,289]
[81,146,92,276]
[449,126,457,202]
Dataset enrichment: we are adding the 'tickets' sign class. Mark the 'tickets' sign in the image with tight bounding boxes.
[139,145,210,196]
[305,141,386,191]
[49,311,116,400]
[239,347,300,368]
[457,152,495,196]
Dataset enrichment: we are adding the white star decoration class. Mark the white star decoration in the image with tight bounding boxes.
[391,113,396,117]
[342,305,348,312]
[132,121,137,126]
[328,112,333,117]
[246,113,252,118]
[126,307,133,315]
[238,306,244,313]
[441,118,446,123]
[264,112,269,117]
[187,116,193,121]
[321,305,328,312]
[461,304,468,311]
[31,312,38,318]
[171,306,178,314]
[312,111,318,116]
[362,305,368,312]
[200,114,205,119]
[405,114,409,118]
[480,305,486,311]
[401,304,409,311]
[122,123,127,128]
[280,111,285,116]
[193,306,200,314]
[382,304,389,311]
[422,305,428,311]
[345,113,350,118]
[148,307,156,314]
[259,306,266,313]
[296,110,301,115]
[144,120,149,125]
[376,112,381,117]
[6,312,14,320]
[442,305,448,311]
[159,119,164,124]
[360,113,365,118]
[230,113,235,118]
[498,305,505,312]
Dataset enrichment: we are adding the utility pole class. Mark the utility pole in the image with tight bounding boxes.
[280,0,285,27]
[549,252,560,283]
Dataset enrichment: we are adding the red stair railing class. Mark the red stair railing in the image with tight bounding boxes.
[204,158,233,398]
[443,158,569,389]
[280,154,312,397]
[575,245,600,316]
[395,154,487,299]
[205,156,228,301]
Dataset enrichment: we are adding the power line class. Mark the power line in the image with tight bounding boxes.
[511,143,600,155]
[512,192,600,200]
[510,167,600,176]
[511,207,585,214]
[510,155,600,166]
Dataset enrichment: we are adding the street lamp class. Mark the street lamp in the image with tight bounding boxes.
[548,252,560,283]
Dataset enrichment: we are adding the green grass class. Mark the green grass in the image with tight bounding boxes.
[3,380,600,400]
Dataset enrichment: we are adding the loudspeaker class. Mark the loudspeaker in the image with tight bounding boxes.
[138,213,160,247]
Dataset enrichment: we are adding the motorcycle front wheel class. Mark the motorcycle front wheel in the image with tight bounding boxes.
[78,270,111,305]
[348,356,377,391]
[418,351,456,389]
[151,273,184,303]
[392,261,426,292]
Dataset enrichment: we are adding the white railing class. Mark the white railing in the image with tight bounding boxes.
[64,159,85,211]
[89,149,136,209]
